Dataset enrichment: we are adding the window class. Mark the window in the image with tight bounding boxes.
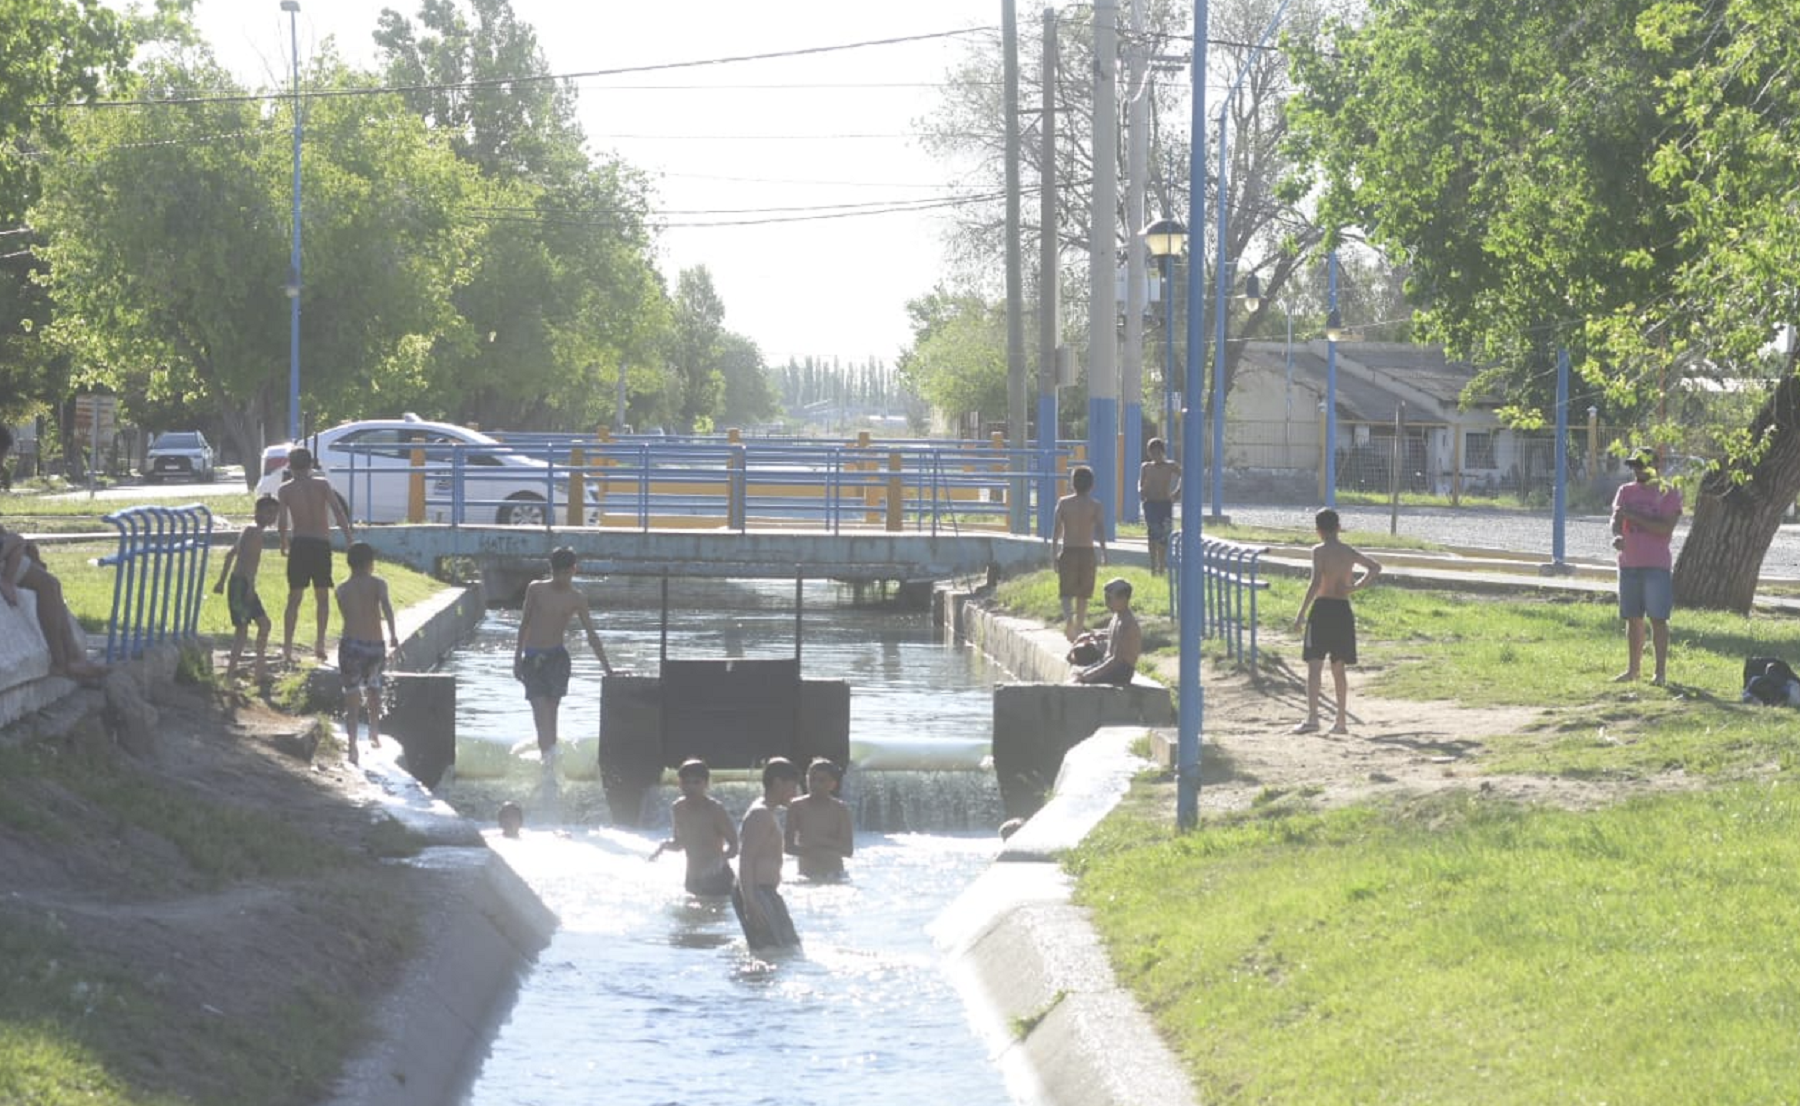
[1464,431,1496,469]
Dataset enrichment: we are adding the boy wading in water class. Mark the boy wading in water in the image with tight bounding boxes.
[1291,509,1382,735]
[734,757,803,951]
[650,758,740,896]
[1051,465,1107,639]
[277,446,354,663]
[335,541,399,765]
[514,547,613,762]
[785,757,853,881]
[213,495,280,683]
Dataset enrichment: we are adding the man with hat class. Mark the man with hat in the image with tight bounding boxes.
[1611,447,1682,685]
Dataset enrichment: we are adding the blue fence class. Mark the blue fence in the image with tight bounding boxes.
[101,504,213,662]
[1170,535,1268,667]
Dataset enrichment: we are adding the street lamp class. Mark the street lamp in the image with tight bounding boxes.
[1142,216,1186,441]
[281,0,302,443]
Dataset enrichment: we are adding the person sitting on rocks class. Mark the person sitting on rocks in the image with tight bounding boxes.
[0,426,106,682]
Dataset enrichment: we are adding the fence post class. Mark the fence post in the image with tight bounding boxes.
[409,446,427,523]
[1317,404,1329,503]
[729,444,747,531]
[567,447,587,527]
[1451,429,1463,507]
[887,451,904,532]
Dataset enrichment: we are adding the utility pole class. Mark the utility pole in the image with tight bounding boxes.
[1122,0,1149,523]
[1036,6,1060,538]
[1088,0,1119,535]
[1003,0,1029,533]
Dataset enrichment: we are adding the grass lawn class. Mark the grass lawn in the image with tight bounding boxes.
[998,556,1800,1102]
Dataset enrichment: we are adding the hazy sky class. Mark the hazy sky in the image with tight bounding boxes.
[152,0,998,368]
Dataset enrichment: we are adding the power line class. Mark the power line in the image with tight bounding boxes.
[41,27,993,111]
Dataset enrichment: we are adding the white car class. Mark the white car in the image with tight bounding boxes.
[145,431,215,483]
[258,416,602,526]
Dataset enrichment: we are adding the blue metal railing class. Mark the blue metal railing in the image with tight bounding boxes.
[101,504,213,662]
[1169,535,1268,667]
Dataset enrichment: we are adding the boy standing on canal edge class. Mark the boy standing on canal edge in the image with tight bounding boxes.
[1138,439,1182,576]
[1291,508,1382,735]
[335,541,399,766]
[786,757,853,881]
[213,495,280,684]
[514,546,614,762]
[651,758,740,896]
[278,446,354,664]
[1051,465,1107,640]
[734,757,802,950]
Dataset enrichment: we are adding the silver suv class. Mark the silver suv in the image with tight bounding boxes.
[145,431,215,483]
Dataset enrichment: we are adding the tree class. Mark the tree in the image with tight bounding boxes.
[717,333,777,428]
[896,287,1008,428]
[1286,0,1800,610]
[32,53,479,475]
[668,267,726,432]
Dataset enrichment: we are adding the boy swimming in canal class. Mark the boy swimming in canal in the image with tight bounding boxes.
[650,758,740,896]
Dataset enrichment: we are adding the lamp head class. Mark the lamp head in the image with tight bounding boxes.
[1141,216,1187,259]
[1325,309,1344,342]
[1243,274,1262,313]
[281,1,299,11]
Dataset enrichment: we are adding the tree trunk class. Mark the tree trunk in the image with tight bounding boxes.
[1671,354,1800,613]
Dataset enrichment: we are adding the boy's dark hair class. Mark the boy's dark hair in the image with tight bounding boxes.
[677,757,711,781]
[1071,465,1094,493]
[1103,577,1133,600]
[1315,508,1341,535]
[807,756,844,783]
[287,446,313,471]
[254,495,280,519]
[346,541,376,570]
[761,756,801,790]
[549,546,577,571]
[1147,437,1165,454]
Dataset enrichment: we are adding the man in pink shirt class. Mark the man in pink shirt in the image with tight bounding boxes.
[1611,448,1682,685]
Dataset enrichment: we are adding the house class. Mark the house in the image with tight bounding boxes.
[1225,340,1542,497]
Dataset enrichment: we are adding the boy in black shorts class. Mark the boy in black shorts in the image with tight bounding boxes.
[213,496,280,683]
[513,547,614,763]
[335,541,399,765]
[1291,508,1382,734]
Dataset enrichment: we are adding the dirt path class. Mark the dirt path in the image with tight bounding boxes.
[1152,645,1694,817]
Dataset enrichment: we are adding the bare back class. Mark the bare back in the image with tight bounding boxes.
[738,800,784,888]
[1310,538,1380,600]
[1053,493,1105,551]
[335,574,393,642]
[279,473,349,544]
[517,578,593,649]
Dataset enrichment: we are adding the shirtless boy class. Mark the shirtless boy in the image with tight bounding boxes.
[335,541,399,765]
[277,446,354,663]
[514,546,614,760]
[1138,439,1182,575]
[1291,508,1382,734]
[733,757,803,950]
[1051,465,1107,639]
[651,758,740,896]
[785,757,853,881]
[213,495,280,683]
[1070,577,1143,686]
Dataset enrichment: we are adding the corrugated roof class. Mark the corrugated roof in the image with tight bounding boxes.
[1238,341,1489,419]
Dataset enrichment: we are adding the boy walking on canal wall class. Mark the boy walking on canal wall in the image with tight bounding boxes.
[514,546,615,762]
[213,495,280,683]
[335,541,399,766]
[278,446,354,664]
[1292,509,1382,735]
[1051,465,1107,640]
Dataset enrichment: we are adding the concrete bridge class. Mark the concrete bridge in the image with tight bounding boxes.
[355,525,1053,603]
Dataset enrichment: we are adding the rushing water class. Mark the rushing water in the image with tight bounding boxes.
[439,579,1017,1106]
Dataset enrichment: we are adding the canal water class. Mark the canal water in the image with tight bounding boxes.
[434,579,1018,1106]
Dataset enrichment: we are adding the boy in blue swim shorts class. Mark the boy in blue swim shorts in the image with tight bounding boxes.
[514,547,615,759]
[335,541,399,765]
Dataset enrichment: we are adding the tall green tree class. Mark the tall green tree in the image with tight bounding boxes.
[1287,0,1800,610]
[669,266,726,432]
[717,332,777,428]
[896,287,1008,428]
[32,53,479,474]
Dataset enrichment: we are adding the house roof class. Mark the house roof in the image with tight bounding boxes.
[1237,340,1488,421]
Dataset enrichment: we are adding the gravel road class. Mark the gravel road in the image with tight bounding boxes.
[1206,501,1800,580]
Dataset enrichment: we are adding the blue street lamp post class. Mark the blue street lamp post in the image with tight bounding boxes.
[1142,218,1186,444]
[282,0,302,443]
[1325,250,1341,506]
[1177,0,1210,830]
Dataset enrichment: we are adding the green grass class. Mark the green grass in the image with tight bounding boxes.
[1,490,259,534]
[33,541,446,639]
[1068,781,1800,1105]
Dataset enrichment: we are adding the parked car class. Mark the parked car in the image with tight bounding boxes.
[258,416,602,526]
[145,431,215,483]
